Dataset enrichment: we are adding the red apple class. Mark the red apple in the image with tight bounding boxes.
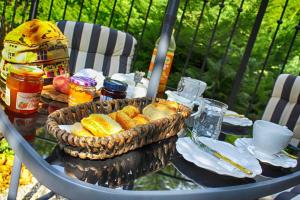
[53,75,70,94]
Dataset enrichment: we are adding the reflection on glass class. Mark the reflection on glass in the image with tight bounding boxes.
[62,137,179,189]
[5,108,37,141]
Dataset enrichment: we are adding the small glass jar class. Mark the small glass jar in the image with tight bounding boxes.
[5,64,44,115]
[100,78,128,101]
[68,76,96,106]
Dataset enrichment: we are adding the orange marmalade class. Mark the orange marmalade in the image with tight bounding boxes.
[68,76,96,107]
[5,65,44,114]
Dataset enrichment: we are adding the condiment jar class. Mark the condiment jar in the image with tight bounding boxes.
[5,64,44,115]
[100,78,128,101]
[68,76,96,106]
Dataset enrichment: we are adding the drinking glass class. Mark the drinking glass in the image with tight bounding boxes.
[177,77,206,101]
[192,98,228,140]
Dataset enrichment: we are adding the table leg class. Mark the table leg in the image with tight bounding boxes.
[7,156,22,200]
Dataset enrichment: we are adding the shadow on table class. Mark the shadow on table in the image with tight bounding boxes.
[46,136,178,189]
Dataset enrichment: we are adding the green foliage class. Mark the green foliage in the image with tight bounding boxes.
[1,0,300,119]
[134,165,198,190]
[0,139,13,155]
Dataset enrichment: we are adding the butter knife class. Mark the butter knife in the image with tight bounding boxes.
[224,113,245,118]
[194,139,253,175]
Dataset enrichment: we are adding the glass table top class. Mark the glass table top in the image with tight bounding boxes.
[2,97,300,192]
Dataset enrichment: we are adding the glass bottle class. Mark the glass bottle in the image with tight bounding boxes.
[147,29,176,95]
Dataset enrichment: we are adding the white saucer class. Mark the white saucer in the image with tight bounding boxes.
[234,138,297,168]
[176,137,262,178]
[223,110,253,127]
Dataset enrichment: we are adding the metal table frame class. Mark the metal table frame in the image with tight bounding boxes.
[2,0,300,199]
[2,108,300,200]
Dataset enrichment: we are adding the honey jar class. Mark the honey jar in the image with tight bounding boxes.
[5,65,44,114]
[100,78,128,101]
[68,76,96,106]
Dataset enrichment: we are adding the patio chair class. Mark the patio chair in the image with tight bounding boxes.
[1,1,179,198]
[262,74,300,200]
[56,20,137,76]
[262,74,300,146]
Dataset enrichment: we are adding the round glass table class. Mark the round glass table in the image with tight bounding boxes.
[1,97,300,200]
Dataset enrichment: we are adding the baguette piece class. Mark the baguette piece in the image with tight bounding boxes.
[108,105,139,121]
[108,112,117,121]
[70,122,94,137]
[116,111,136,130]
[160,101,178,111]
[142,103,177,121]
[133,114,149,126]
[121,105,140,118]
[81,114,123,137]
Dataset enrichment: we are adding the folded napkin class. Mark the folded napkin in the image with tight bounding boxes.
[111,73,148,98]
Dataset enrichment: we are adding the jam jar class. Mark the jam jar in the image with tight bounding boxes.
[68,76,97,106]
[100,78,128,101]
[5,64,44,115]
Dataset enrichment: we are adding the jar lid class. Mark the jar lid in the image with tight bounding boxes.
[70,76,97,87]
[9,64,44,77]
[103,78,128,92]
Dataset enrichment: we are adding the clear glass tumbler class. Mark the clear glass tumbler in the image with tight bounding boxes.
[192,98,228,140]
[177,77,206,101]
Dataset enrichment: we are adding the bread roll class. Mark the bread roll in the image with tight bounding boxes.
[81,114,123,137]
[142,103,176,121]
[160,101,178,111]
[133,114,149,126]
[116,111,136,130]
[121,105,140,118]
[108,112,117,120]
[108,105,139,121]
[70,122,93,137]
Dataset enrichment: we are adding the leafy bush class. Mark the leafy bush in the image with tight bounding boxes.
[0,0,299,119]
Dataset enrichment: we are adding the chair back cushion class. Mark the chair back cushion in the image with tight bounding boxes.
[262,74,300,142]
[56,20,137,76]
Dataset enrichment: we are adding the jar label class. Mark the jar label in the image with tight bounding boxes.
[100,95,113,102]
[16,92,40,110]
[5,86,10,106]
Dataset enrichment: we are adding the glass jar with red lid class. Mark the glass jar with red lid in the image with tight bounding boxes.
[5,64,44,114]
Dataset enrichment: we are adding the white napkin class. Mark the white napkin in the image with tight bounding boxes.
[111,73,148,98]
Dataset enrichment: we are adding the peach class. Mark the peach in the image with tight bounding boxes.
[53,75,70,94]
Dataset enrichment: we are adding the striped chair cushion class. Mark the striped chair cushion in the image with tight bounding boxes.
[56,20,137,76]
[262,74,300,142]
[274,186,300,200]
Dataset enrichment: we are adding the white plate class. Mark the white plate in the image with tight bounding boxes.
[58,125,71,133]
[234,138,297,168]
[176,137,262,178]
[223,110,252,127]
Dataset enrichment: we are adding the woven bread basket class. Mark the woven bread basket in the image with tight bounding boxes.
[46,97,191,159]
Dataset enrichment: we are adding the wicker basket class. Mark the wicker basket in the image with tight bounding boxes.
[46,97,191,159]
